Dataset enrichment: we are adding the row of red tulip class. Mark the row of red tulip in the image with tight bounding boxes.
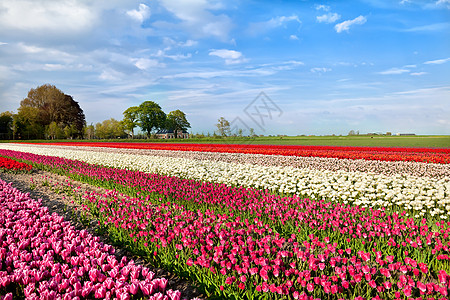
[0,179,196,300]
[20,142,450,164]
[0,156,32,172]
[2,149,450,298]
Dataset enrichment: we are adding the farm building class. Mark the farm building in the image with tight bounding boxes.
[155,129,189,139]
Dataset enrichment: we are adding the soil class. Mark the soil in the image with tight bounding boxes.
[0,169,205,300]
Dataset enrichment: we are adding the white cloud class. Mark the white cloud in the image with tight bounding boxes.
[400,0,410,4]
[134,58,163,70]
[311,67,332,73]
[289,35,299,40]
[42,64,65,71]
[424,57,450,64]
[0,0,95,33]
[270,60,304,71]
[435,0,450,8]
[157,0,233,40]
[317,13,341,23]
[14,43,76,63]
[181,40,197,47]
[161,38,198,53]
[257,60,304,70]
[315,4,330,11]
[404,22,450,32]
[126,4,151,23]
[209,49,246,64]
[155,50,192,60]
[209,50,242,60]
[266,15,301,28]
[0,42,8,46]
[161,68,275,80]
[410,72,427,76]
[248,15,301,35]
[99,69,124,81]
[378,67,410,75]
[335,15,367,33]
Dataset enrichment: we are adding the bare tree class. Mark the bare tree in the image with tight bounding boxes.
[216,117,231,137]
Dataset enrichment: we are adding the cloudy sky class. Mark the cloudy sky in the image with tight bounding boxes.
[0,0,449,136]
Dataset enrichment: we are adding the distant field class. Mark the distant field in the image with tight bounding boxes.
[2,135,449,148]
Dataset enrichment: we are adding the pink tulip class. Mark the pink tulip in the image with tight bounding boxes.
[129,282,139,295]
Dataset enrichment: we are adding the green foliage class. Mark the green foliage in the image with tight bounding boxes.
[166,109,191,138]
[84,124,95,139]
[94,118,126,139]
[16,84,86,139]
[46,122,64,140]
[138,101,166,137]
[13,106,45,139]
[0,111,14,139]
[122,106,140,138]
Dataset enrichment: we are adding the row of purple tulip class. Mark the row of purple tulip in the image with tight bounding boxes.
[0,178,197,300]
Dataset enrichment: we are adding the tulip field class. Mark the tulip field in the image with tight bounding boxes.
[0,142,450,300]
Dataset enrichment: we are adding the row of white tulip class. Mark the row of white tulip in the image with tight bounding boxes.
[1,143,449,218]
[44,145,450,178]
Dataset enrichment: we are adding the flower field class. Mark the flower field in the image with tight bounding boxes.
[0,142,450,299]
[17,142,450,164]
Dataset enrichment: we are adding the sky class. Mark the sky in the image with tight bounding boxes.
[0,0,449,136]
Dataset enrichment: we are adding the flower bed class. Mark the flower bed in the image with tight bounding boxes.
[0,178,192,300]
[0,156,32,173]
[58,185,450,299]
[0,145,448,219]
[17,142,450,164]
[22,144,450,178]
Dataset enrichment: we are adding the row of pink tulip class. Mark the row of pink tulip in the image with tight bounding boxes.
[49,175,450,300]
[9,148,448,257]
[3,149,450,298]
[0,178,195,300]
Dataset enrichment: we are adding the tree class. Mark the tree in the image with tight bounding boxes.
[63,94,85,139]
[348,130,356,136]
[95,118,126,139]
[47,121,64,140]
[17,84,86,139]
[0,111,14,139]
[166,110,191,138]
[84,124,95,139]
[64,124,78,139]
[15,106,43,139]
[138,101,166,138]
[216,117,231,137]
[122,106,140,138]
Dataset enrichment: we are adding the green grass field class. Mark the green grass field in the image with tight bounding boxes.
[2,135,449,148]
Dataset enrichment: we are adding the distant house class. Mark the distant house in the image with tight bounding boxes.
[155,129,189,139]
[396,133,416,136]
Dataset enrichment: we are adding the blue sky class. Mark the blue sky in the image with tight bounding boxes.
[0,0,449,136]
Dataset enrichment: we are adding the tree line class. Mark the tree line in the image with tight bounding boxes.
[85,101,190,139]
[0,84,190,140]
